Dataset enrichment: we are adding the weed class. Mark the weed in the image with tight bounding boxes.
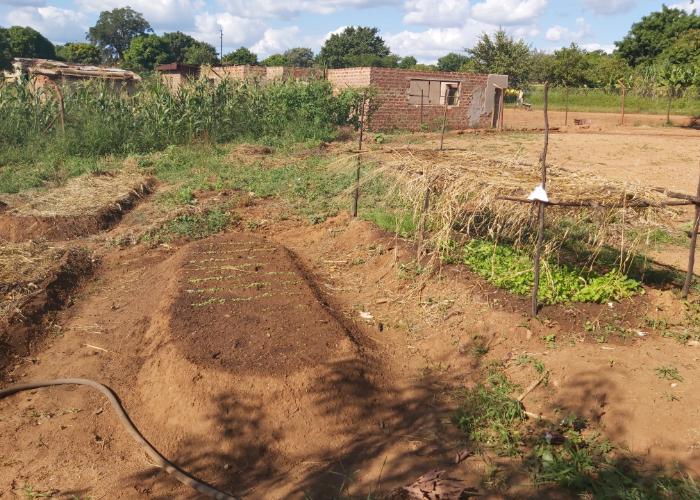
[453,368,525,455]
[515,354,546,375]
[146,209,230,243]
[460,239,641,305]
[655,366,683,382]
[21,484,57,499]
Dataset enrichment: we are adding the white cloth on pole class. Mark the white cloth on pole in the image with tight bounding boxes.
[527,184,549,203]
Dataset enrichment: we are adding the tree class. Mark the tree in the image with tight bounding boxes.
[551,44,591,125]
[5,26,55,59]
[88,7,152,60]
[261,53,287,66]
[283,47,314,67]
[183,43,217,65]
[222,47,258,66]
[160,31,197,63]
[615,6,700,67]
[55,43,102,64]
[582,51,631,89]
[659,29,700,68]
[122,35,169,71]
[437,52,470,72]
[656,62,695,124]
[0,28,13,70]
[398,56,417,68]
[529,50,554,83]
[318,26,391,68]
[467,29,531,88]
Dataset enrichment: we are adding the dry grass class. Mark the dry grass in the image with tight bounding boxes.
[0,241,65,321]
[5,169,153,217]
[360,146,683,269]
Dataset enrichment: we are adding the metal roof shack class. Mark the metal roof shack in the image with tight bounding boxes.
[4,58,141,91]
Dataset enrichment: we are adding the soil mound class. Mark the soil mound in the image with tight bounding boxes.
[0,171,154,242]
[169,233,357,375]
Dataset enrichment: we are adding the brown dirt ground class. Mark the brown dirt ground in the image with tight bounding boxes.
[2,118,700,498]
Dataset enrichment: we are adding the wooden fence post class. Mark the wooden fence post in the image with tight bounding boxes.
[532,82,550,317]
[439,88,449,151]
[47,79,65,134]
[420,88,424,129]
[620,83,626,126]
[351,90,367,218]
[682,162,700,298]
[416,184,431,259]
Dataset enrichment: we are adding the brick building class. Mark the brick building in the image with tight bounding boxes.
[154,63,200,91]
[327,67,508,130]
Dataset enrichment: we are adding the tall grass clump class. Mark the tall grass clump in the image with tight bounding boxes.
[0,76,365,191]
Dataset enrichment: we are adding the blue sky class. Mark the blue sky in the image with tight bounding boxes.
[0,0,696,62]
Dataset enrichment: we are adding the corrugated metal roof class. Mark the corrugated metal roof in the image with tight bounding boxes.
[11,58,141,81]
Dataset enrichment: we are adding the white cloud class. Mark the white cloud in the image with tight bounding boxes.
[581,42,614,52]
[215,0,399,18]
[545,17,590,42]
[402,0,472,27]
[582,0,635,15]
[250,26,305,55]
[385,19,495,61]
[670,1,697,14]
[471,0,547,25]
[5,6,88,43]
[190,11,265,48]
[75,0,205,31]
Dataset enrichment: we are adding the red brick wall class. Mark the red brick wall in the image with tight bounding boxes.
[326,68,372,93]
[367,68,489,131]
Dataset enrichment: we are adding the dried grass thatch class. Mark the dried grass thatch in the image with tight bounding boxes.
[358,147,683,269]
[6,169,153,218]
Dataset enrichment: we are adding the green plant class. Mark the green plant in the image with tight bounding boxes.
[453,368,525,455]
[515,354,545,374]
[146,208,230,243]
[655,365,683,382]
[460,239,641,305]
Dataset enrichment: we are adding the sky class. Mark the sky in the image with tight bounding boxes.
[0,0,696,63]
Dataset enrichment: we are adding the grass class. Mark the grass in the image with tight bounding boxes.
[524,85,700,117]
[453,364,700,498]
[458,239,641,305]
[654,366,683,382]
[144,208,231,244]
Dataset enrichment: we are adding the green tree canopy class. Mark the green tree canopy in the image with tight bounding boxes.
[55,42,102,64]
[5,26,55,59]
[222,47,258,66]
[122,35,169,71]
[261,53,286,66]
[159,31,216,65]
[318,26,392,68]
[283,47,314,67]
[659,28,700,68]
[551,43,590,87]
[0,28,11,70]
[615,5,700,67]
[437,52,470,72]
[398,55,417,68]
[183,42,218,65]
[88,7,152,60]
[467,29,531,88]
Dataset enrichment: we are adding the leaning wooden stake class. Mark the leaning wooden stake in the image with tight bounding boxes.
[532,83,550,317]
[47,79,65,134]
[351,91,367,218]
[620,82,626,126]
[682,162,700,298]
[420,88,424,129]
[416,184,431,259]
[439,88,449,151]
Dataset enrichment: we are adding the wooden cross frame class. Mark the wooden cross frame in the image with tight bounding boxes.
[498,83,700,315]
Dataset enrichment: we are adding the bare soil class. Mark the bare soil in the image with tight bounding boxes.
[2,120,700,498]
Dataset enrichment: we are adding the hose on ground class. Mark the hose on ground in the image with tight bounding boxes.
[0,378,237,500]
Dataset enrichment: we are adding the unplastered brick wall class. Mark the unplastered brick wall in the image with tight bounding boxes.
[326,68,372,94]
[367,67,490,131]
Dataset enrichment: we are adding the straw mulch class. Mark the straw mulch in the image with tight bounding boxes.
[7,170,153,218]
[361,147,683,265]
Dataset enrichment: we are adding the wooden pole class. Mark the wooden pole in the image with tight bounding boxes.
[499,88,505,131]
[682,162,700,298]
[47,79,65,134]
[532,82,550,317]
[564,86,569,127]
[351,91,366,218]
[439,88,449,151]
[416,185,431,259]
[620,83,626,126]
